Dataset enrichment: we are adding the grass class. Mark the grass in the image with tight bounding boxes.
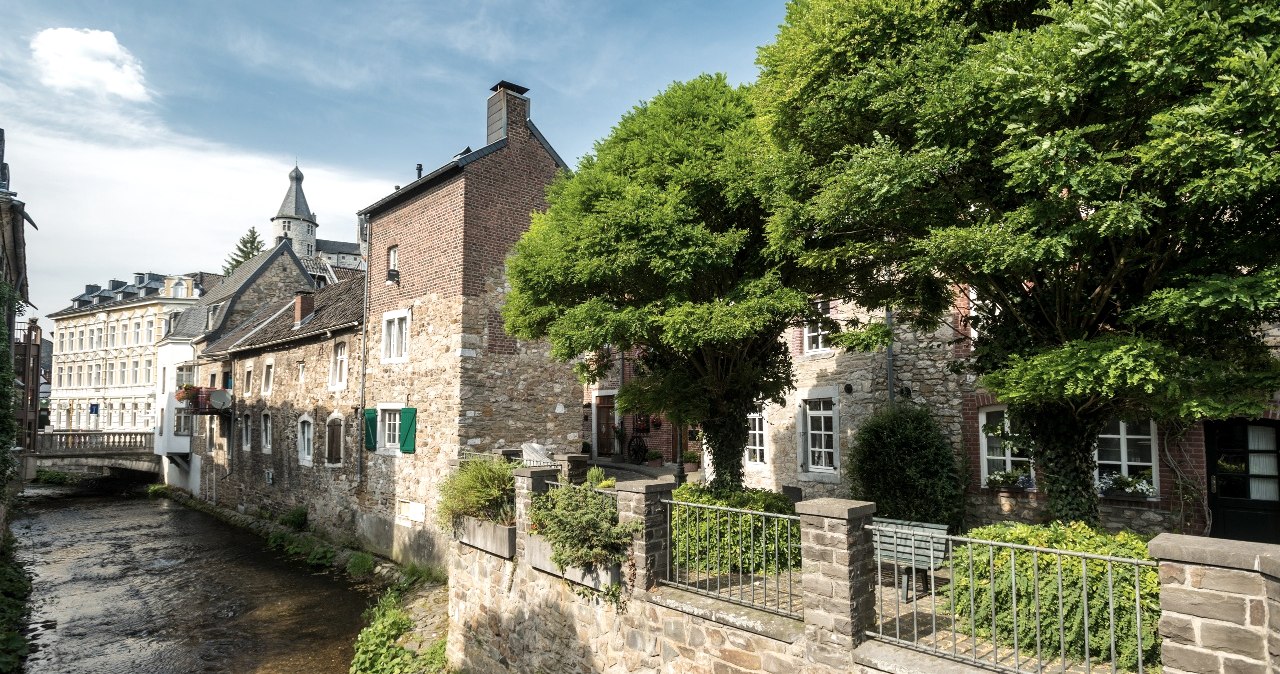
[279,506,309,531]
[347,552,376,579]
[349,589,450,673]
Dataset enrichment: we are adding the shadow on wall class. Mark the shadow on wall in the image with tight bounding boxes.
[454,590,617,673]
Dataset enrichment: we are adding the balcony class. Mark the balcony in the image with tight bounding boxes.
[176,387,232,415]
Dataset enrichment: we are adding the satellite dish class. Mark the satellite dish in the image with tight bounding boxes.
[208,390,233,410]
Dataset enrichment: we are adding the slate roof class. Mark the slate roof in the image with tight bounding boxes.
[317,238,360,256]
[203,274,364,356]
[332,267,365,283]
[166,241,313,340]
[274,166,315,223]
[48,272,196,318]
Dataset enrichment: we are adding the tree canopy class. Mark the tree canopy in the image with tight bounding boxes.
[223,226,266,275]
[504,74,809,489]
[756,0,1280,522]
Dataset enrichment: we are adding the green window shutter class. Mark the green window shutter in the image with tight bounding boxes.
[398,408,417,454]
[363,409,377,451]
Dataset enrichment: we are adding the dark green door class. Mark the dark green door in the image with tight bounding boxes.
[1206,419,1280,543]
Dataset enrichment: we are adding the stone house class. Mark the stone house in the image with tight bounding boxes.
[355,81,582,565]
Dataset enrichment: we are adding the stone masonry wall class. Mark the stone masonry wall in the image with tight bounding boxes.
[967,490,1184,535]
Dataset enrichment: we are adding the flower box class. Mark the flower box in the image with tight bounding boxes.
[1102,491,1152,502]
[526,533,621,590]
[682,462,699,474]
[456,515,516,559]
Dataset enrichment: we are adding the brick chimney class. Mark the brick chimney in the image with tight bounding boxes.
[293,290,314,326]
[486,80,531,145]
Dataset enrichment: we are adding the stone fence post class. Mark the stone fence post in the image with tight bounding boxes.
[795,497,877,670]
[1149,533,1280,673]
[615,479,674,590]
[553,452,589,484]
[513,466,560,558]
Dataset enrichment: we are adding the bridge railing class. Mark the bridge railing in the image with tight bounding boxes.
[35,431,155,454]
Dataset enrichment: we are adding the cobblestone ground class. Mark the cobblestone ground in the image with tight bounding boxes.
[396,580,451,654]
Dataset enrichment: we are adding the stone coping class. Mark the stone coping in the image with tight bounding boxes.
[1149,533,1280,572]
[513,466,560,478]
[853,639,1001,674]
[1260,552,1280,580]
[615,478,677,494]
[795,497,875,520]
[643,586,804,645]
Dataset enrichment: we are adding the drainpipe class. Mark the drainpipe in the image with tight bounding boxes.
[886,307,895,404]
[356,214,370,489]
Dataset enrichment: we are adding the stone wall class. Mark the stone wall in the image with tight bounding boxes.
[447,466,878,673]
[1149,533,1280,673]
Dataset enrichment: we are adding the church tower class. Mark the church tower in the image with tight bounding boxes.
[270,166,318,259]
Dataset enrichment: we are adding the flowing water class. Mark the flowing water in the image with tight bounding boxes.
[12,482,373,674]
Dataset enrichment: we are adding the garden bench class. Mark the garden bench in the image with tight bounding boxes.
[870,517,949,600]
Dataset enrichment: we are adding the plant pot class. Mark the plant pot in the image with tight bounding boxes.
[456,515,516,559]
[682,463,699,474]
[526,533,621,590]
[646,459,664,468]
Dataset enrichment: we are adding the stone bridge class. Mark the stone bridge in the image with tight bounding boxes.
[25,431,161,477]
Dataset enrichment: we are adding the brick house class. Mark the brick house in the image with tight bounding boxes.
[354,81,582,565]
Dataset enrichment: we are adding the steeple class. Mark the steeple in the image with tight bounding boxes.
[270,165,318,259]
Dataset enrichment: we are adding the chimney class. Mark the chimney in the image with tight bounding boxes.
[486,80,530,145]
[84,284,101,295]
[108,279,125,291]
[133,273,145,286]
[416,163,423,179]
[294,291,314,326]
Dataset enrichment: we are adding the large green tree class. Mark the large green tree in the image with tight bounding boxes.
[756,0,1280,523]
[222,226,265,275]
[504,74,809,489]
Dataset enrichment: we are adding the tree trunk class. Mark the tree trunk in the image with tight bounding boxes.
[1015,404,1105,525]
[701,405,749,491]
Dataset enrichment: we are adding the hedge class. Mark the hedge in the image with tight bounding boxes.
[669,483,800,575]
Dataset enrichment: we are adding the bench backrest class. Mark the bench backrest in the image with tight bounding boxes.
[870,517,949,570]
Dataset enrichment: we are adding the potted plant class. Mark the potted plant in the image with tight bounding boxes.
[529,483,641,592]
[437,458,517,558]
[174,384,198,403]
[681,450,700,473]
[1098,471,1155,500]
[645,449,664,467]
[987,467,1034,492]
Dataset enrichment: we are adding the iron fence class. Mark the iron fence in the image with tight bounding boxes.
[867,523,1160,674]
[660,499,802,619]
[458,450,558,469]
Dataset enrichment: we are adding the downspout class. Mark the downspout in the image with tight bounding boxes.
[356,214,370,489]
[886,307,895,404]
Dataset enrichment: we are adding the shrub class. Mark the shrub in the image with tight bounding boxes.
[33,469,80,486]
[848,404,964,531]
[279,506,309,531]
[596,477,616,489]
[145,483,171,498]
[585,466,607,487]
[436,458,516,529]
[349,589,441,674]
[306,545,335,567]
[669,483,800,574]
[945,522,1160,670]
[530,485,641,571]
[346,552,376,579]
[681,451,700,464]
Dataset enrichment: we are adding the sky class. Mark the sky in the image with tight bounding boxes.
[0,0,788,323]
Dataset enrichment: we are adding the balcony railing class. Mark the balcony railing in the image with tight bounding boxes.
[36,431,154,454]
[176,387,231,415]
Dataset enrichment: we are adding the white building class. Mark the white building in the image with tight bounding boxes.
[47,272,221,432]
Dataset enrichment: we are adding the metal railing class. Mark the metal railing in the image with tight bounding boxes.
[661,499,802,619]
[35,431,155,453]
[867,524,1160,673]
[459,450,559,469]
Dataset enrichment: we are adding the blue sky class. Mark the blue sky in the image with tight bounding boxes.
[0,0,787,321]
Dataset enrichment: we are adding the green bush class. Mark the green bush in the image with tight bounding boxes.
[849,404,964,531]
[530,485,641,571]
[145,483,171,498]
[346,552,376,579]
[585,466,607,487]
[436,458,516,529]
[349,590,446,673]
[945,522,1160,670]
[306,546,335,567]
[33,469,81,486]
[669,483,800,574]
[279,506,309,531]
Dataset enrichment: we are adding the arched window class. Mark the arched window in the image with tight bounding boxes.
[326,415,343,465]
[261,412,272,452]
[298,416,314,466]
[241,414,252,450]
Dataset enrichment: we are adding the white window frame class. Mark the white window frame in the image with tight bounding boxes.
[803,300,832,353]
[174,408,192,436]
[131,359,139,385]
[133,321,141,344]
[261,412,272,453]
[377,402,404,454]
[298,414,315,466]
[244,365,254,395]
[175,364,196,387]
[261,362,274,396]
[329,342,348,390]
[978,405,1035,488]
[802,398,837,473]
[381,309,410,363]
[298,362,305,387]
[745,411,767,464]
[144,359,152,384]
[1095,420,1158,496]
[241,414,252,451]
[387,245,399,271]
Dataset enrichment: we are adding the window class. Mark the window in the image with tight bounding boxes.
[261,363,273,395]
[298,363,305,387]
[803,398,836,471]
[78,330,85,350]
[133,322,141,344]
[56,367,63,388]
[76,365,83,387]
[1216,423,1279,501]
[93,364,102,386]
[261,413,272,452]
[131,359,139,384]
[107,362,115,386]
[382,310,409,362]
[746,412,766,463]
[1096,420,1156,488]
[298,417,314,465]
[144,359,153,384]
[174,282,187,298]
[326,417,343,464]
[979,407,1033,482]
[159,408,165,436]
[804,300,831,353]
[174,408,192,436]
[241,414,252,450]
[108,325,116,346]
[244,366,253,393]
[57,332,64,352]
[380,409,401,450]
[330,342,348,388]
[145,320,153,342]
[176,365,196,387]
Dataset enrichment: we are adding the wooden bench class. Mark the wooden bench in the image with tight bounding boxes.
[870,517,949,600]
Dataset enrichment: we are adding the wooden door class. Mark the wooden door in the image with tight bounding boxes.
[1207,419,1280,543]
[595,396,615,457]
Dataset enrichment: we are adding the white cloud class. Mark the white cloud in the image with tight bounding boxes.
[31,28,150,101]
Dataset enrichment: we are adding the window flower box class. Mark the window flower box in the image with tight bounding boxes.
[526,533,620,590]
[456,515,516,559]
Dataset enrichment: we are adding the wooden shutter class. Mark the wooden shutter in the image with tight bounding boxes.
[363,409,376,450]
[327,421,342,464]
[398,408,417,454]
